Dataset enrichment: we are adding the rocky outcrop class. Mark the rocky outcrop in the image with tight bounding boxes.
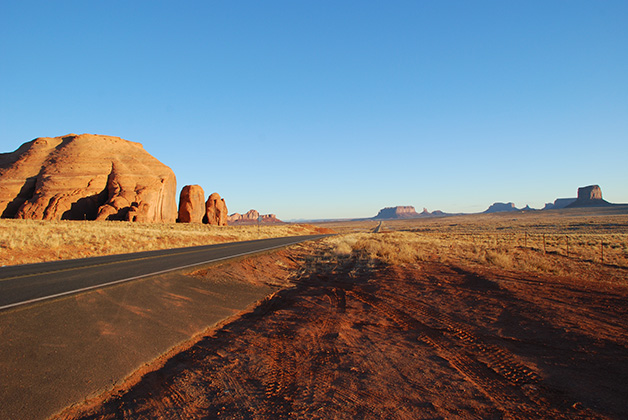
[543,198,577,210]
[373,206,420,219]
[205,192,228,226]
[228,209,284,225]
[543,185,614,210]
[0,134,177,222]
[484,202,518,213]
[229,209,260,224]
[178,185,206,223]
[579,185,603,201]
[567,185,610,208]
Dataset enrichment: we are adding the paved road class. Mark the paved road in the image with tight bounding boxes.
[0,235,327,311]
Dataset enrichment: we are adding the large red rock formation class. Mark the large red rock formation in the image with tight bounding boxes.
[0,134,177,222]
[205,192,228,226]
[578,185,603,201]
[567,184,610,208]
[178,185,205,223]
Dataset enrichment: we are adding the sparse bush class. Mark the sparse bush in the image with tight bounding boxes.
[482,249,513,269]
[325,232,424,266]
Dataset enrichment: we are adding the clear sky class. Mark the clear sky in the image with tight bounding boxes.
[1,1,627,220]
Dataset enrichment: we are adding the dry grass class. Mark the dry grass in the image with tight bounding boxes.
[325,232,425,266]
[320,208,628,284]
[0,220,331,266]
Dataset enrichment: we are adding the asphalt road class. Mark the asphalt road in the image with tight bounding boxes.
[0,235,327,311]
[373,221,383,233]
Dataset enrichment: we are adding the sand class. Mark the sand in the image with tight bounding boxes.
[54,242,628,419]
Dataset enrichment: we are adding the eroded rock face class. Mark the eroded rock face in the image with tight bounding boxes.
[228,209,284,225]
[205,192,228,226]
[178,185,206,223]
[543,198,576,210]
[484,202,518,213]
[567,184,610,208]
[578,185,603,201]
[0,134,177,222]
[373,206,420,219]
[228,209,259,224]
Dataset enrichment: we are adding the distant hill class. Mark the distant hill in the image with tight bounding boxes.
[373,206,420,219]
[373,206,448,220]
[544,185,614,210]
[566,185,612,208]
[228,209,284,225]
[484,202,519,213]
[543,198,576,210]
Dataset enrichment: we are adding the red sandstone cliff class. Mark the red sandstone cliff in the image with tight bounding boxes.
[0,134,177,222]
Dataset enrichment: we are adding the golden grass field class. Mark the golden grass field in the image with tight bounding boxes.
[318,206,628,284]
[1,207,627,282]
[4,206,627,420]
[47,205,628,420]
[0,220,331,266]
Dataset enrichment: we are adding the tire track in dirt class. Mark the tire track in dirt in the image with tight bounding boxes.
[382,263,613,419]
[297,285,345,416]
[54,245,626,420]
[347,286,592,419]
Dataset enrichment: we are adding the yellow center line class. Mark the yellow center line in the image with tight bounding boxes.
[0,243,239,282]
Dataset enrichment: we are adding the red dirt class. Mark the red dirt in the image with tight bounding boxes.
[55,246,628,419]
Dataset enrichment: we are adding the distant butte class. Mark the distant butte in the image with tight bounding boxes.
[372,206,446,220]
[228,210,284,225]
[484,202,518,214]
[566,185,611,208]
[373,206,420,220]
[543,198,577,210]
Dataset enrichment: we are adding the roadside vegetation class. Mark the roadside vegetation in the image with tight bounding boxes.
[0,219,331,266]
[322,209,628,284]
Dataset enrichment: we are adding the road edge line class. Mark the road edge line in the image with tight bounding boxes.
[0,237,316,312]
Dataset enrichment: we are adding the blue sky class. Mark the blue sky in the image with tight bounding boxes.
[1,1,627,220]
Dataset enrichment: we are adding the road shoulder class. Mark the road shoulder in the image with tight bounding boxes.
[0,249,300,420]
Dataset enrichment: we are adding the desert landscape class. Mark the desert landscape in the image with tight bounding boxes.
[2,3,627,418]
[0,208,614,418]
[0,128,627,420]
[1,134,627,419]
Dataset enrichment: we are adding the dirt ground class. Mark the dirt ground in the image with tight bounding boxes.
[55,242,628,419]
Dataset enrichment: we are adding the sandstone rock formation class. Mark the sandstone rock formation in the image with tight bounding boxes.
[484,202,518,213]
[0,134,177,222]
[566,185,610,208]
[579,185,603,201]
[543,198,577,210]
[228,209,260,224]
[373,206,420,219]
[178,185,206,223]
[228,209,284,225]
[419,208,447,217]
[205,192,228,226]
